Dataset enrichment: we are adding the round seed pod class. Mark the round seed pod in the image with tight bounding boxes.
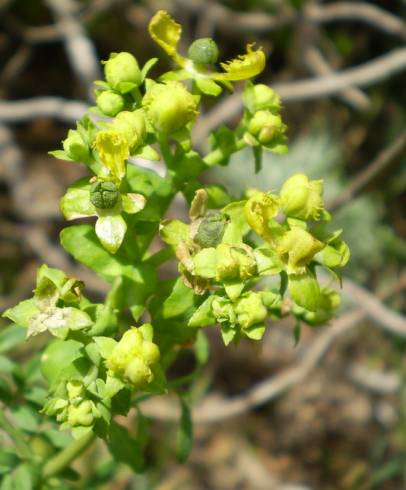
[90,181,119,209]
[188,38,219,65]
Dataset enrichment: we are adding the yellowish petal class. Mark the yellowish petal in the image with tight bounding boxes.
[214,44,266,81]
[148,10,186,67]
[95,130,129,181]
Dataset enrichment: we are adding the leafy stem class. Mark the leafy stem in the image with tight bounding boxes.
[0,409,32,460]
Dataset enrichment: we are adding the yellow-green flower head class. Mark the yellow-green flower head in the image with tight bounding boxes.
[106,326,160,388]
[280,173,324,221]
[235,292,267,329]
[148,10,265,83]
[142,81,198,134]
[94,130,129,180]
[188,38,219,65]
[247,111,286,145]
[244,191,280,239]
[215,243,257,282]
[67,400,95,427]
[103,52,142,93]
[276,227,324,274]
[96,90,125,117]
[108,110,147,151]
[62,129,90,162]
[242,82,281,114]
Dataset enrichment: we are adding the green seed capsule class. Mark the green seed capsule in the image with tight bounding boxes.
[194,211,228,248]
[188,38,219,65]
[90,181,119,209]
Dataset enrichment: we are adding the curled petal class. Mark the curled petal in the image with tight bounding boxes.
[148,10,186,67]
[215,44,266,81]
[94,130,129,181]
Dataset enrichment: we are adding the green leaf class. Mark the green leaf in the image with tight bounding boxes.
[2,300,39,329]
[220,325,236,345]
[60,225,126,280]
[0,325,26,353]
[95,214,127,254]
[244,323,265,340]
[162,278,195,319]
[48,150,73,161]
[195,78,222,96]
[131,145,160,161]
[9,406,39,433]
[188,296,215,327]
[159,220,189,248]
[108,421,144,472]
[141,57,158,81]
[105,375,125,399]
[223,280,245,301]
[93,337,117,359]
[121,193,146,215]
[0,449,18,475]
[41,339,83,385]
[60,182,95,220]
[87,305,118,337]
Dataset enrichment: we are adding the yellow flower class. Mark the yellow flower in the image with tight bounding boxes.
[148,10,265,87]
[94,130,129,181]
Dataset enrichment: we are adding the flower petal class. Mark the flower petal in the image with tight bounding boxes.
[95,214,127,254]
[94,130,129,181]
[215,44,265,81]
[148,10,186,67]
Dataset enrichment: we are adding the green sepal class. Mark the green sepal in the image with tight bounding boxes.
[195,78,222,96]
[188,296,216,327]
[95,214,127,254]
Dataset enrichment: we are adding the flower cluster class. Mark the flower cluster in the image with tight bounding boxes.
[161,175,349,344]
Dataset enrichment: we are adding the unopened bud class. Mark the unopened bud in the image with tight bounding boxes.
[62,129,90,162]
[280,174,324,221]
[247,111,286,145]
[235,292,267,329]
[243,82,281,114]
[103,52,142,93]
[96,90,125,116]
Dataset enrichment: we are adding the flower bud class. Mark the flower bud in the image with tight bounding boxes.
[212,297,236,325]
[235,292,267,329]
[103,52,142,93]
[193,211,228,248]
[244,191,279,239]
[106,326,160,388]
[215,243,257,281]
[90,181,119,209]
[280,174,324,221]
[67,400,94,427]
[96,90,125,116]
[247,111,286,145]
[296,288,340,325]
[62,129,90,162]
[142,81,198,134]
[242,83,281,114]
[124,358,153,386]
[276,227,324,274]
[288,270,321,312]
[66,380,85,401]
[188,38,219,65]
[109,110,147,151]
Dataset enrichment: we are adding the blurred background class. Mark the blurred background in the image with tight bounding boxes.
[0,0,405,489]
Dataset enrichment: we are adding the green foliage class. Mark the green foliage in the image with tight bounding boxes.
[0,9,350,486]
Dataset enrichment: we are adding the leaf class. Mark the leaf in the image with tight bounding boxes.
[9,406,39,433]
[223,280,245,301]
[195,78,222,96]
[188,296,216,327]
[121,193,146,214]
[40,339,83,385]
[244,323,265,340]
[220,325,236,345]
[61,225,126,280]
[105,375,125,399]
[141,57,158,81]
[159,220,189,248]
[0,325,26,353]
[108,421,144,472]
[0,449,18,475]
[176,398,193,463]
[132,144,160,161]
[93,337,117,359]
[48,150,73,161]
[95,214,127,254]
[60,178,95,220]
[192,248,217,278]
[162,278,195,319]
[2,300,39,329]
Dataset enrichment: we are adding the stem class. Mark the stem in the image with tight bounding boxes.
[42,431,95,480]
[203,138,247,166]
[0,410,32,460]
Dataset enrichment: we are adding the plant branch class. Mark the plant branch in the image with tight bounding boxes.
[42,431,95,480]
